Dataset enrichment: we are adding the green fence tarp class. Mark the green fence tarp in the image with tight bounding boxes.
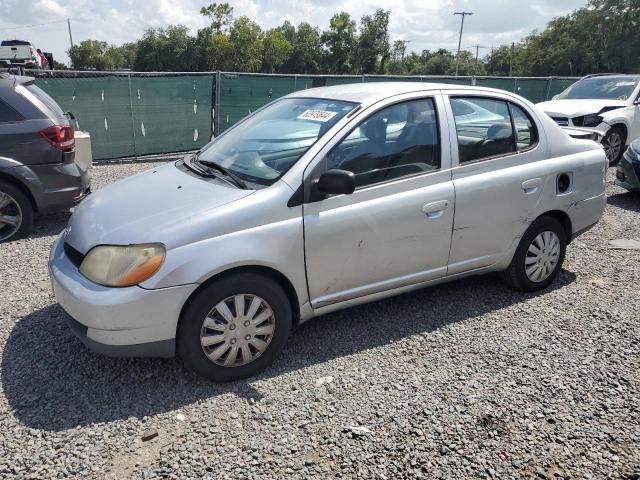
[35,74,213,160]
[33,72,578,160]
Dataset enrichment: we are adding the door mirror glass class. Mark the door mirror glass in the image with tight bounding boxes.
[317,169,356,195]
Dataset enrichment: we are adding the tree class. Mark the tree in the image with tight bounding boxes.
[356,9,390,74]
[283,22,323,74]
[200,3,234,34]
[388,40,410,75]
[321,12,357,74]
[262,29,292,73]
[229,16,263,72]
[133,26,196,71]
[68,40,124,70]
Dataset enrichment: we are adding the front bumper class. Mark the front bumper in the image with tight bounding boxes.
[48,234,198,357]
[615,151,640,192]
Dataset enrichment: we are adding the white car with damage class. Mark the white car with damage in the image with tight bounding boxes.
[538,74,640,165]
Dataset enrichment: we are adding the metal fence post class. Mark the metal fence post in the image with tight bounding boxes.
[127,73,137,159]
[545,77,553,100]
[215,71,221,137]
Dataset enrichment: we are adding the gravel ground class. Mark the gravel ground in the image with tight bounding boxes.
[0,161,639,479]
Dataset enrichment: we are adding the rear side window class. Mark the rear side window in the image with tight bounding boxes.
[450,97,537,163]
[0,98,23,123]
[510,103,537,151]
[22,84,65,118]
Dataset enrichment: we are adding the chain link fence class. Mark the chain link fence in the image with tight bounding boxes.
[27,70,578,162]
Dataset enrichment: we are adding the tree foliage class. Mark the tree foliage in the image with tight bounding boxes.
[66,0,639,76]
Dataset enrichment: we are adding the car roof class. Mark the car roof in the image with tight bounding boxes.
[0,73,34,86]
[285,81,516,105]
[581,73,640,80]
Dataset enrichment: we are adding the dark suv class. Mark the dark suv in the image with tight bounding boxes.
[0,73,90,242]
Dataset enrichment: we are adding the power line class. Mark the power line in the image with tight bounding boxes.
[0,19,68,31]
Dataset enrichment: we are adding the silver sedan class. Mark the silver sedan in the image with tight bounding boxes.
[49,83,607,381]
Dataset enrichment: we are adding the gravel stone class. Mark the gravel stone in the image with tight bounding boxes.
[0,162,639,479]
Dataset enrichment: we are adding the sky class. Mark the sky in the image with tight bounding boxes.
[0,0,588,66]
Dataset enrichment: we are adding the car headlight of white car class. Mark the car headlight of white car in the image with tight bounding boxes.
[79,244,166,287]
[572,114,604,127]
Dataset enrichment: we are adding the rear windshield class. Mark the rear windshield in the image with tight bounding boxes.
[21,84,65,118]
[1,40,31,46]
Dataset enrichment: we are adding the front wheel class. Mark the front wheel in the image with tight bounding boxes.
[602,126,625,167]
[178,273,292,381]
[502,216,567,292]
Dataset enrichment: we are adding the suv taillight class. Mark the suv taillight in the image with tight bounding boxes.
[39,125,75,152]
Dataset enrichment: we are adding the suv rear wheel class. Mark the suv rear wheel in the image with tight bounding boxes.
[0,180,33,243]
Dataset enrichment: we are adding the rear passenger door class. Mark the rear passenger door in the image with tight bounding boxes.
[444,94,549,274]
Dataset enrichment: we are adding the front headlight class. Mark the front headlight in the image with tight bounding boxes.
[573,114,603,127]
[79,244,165,287]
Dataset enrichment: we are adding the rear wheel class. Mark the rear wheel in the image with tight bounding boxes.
[502,216,567,292]
[602,126,625,167]
[0,180,33,243]
[178,272,292,381]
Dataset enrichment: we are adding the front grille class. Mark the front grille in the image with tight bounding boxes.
[551,116,569,127]
[64,242,85,268]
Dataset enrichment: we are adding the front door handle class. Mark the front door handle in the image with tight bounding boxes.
[422,200,450,219]
[522,178,542,194]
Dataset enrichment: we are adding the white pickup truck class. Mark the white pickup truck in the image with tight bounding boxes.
[0,40,41,68]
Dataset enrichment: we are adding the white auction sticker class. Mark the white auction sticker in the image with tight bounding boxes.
[297,109,338,122]
[616,81,636,87]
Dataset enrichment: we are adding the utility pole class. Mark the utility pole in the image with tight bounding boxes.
[509,41,514,77]
[67,18,74,48]
[473,44,489,75]
[454,11,473,76]
[398,40,411,61]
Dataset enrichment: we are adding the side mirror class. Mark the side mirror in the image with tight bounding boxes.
[634,98,640,106]
[316,169,356,196]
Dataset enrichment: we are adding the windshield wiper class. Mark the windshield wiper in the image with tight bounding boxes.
[195,158,249,190]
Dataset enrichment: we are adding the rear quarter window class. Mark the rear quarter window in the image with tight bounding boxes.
[20,84,65,118]
[0,98,24,123]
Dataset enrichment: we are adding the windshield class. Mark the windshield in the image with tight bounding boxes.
[557,76,639,100]
[197,97,357,186]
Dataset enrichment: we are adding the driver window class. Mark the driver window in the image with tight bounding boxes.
[326,98,440,188]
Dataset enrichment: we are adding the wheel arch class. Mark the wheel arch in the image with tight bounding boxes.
[177,265,302,335]
[608,122,628,144]
[0,171,38,212]
[537,209,572,243]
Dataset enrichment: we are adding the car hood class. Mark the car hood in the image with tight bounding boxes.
[65,162,254,253]
[537,99,627,118]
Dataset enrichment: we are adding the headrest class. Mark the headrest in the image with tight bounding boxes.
[364,115,387,142]
[486,123,513,141]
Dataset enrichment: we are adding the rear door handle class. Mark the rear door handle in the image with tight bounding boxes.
[522,178,542,194]
[422,200,450,219]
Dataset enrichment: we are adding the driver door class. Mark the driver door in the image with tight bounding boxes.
[303,96,455,308]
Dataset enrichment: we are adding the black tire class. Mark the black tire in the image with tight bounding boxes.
[178,272,292,381]
[0,180,34,243]
[602,126,626,167]
[502,216,567,292]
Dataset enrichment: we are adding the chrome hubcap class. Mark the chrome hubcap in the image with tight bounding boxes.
[604,132,622,162]
[0,191,22,242]
[200,294,275,367]
[525,231,560,282]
